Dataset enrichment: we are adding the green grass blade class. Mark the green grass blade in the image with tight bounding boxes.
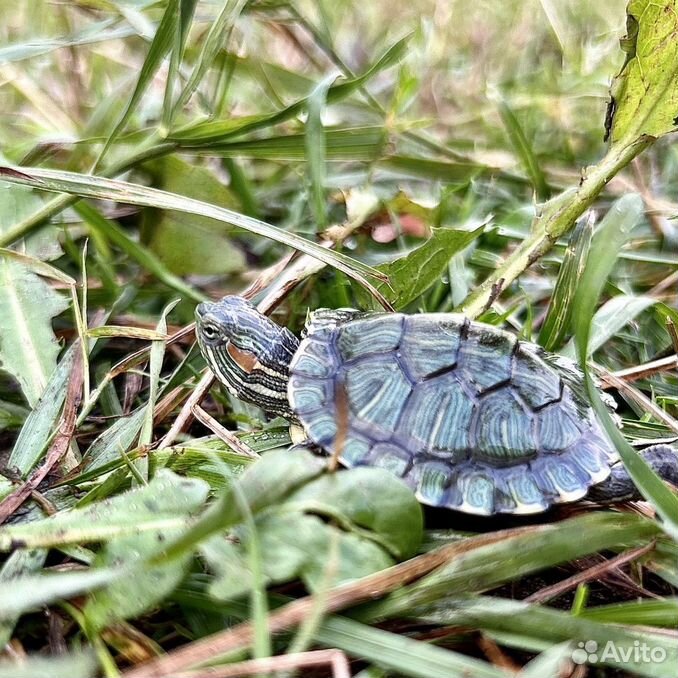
[0,21,135,64]
[94,0,180,167]
[195,126,386,161]
[7,345,77,475]
[538,213,593,350]
[315,615,510,678]
[81,407,148,473]
[572,194,678,540]
[518,643,573,678]
[0,166,390,293]
[577,598,678,627]
[305,73,337,230]
[161,0,198,131]
[378,155,487,184]
[414,596,678,678]
[365,512,660,620]
[0,569,120,620]
[496,95,550,200]
[0,651,97,678]
[172,0,249,117]
[138,300,179,479]
[75,202,204,302]
[170,35,410,144]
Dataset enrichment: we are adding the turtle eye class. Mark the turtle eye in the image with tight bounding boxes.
[202,324,219,341]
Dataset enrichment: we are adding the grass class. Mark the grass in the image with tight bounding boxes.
[1,1,677,677]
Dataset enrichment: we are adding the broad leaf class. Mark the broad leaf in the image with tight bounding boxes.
[359,225,485,309]
[0,469,209,550]
[193,449,422,600]
[0,185,68,408]
[142,156,245,275]
[608,0,678,145]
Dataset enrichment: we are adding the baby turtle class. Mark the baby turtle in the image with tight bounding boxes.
[196,296,678,516]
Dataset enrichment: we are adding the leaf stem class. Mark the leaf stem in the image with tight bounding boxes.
[460,136,653,318]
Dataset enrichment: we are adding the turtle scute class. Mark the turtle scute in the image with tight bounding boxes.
[288,313,618,516]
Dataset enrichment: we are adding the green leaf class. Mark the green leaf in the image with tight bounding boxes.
[0,470,209,550]
[7,344,76,475]
[161,447,328,558]
[205,512,394,600]
[81,406,147,473]
[82,528,192,632]
[0,653,97,678]
[142,156,245,275]
[286,468,422,560]
[608,0,678,145]
[187,449,421,600]
[360,225,485,309]
[0,256,68,409]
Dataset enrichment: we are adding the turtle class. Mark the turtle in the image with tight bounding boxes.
[195,295,678,516]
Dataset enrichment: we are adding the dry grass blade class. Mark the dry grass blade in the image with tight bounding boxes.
[109,323,196,380]
[0,343,83,525]
[476,635,522,673]
[600,355,678,386]
[329,377,350,472]
[597,366,678,435]
[524,541,657,603]
[157,370,214,450]
[173,649,351,678]
[191,405,259,459]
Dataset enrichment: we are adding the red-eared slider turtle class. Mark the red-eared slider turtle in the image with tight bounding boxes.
[195,296,678,516]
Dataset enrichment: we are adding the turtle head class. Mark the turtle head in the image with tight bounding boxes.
[195,296,299,419]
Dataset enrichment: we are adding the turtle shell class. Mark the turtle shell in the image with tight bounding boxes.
[287,312,618,515]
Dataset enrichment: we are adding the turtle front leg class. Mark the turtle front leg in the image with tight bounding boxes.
[586,444,678,503]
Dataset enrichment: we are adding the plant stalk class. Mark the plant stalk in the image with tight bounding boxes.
[460,136,654,318]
